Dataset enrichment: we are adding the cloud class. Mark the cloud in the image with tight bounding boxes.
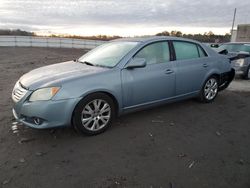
[0,0,249,35]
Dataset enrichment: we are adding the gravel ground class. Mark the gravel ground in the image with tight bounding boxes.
[0,47,250,188]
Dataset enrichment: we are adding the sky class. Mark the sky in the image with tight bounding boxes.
[0,0,250,36]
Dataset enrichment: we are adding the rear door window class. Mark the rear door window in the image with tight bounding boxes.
[173,41,201,60]
[198,46,207,57]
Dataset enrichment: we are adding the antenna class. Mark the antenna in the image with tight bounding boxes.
[231,8,237,41]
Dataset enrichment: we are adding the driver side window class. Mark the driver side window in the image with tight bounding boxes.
[134,42,170,65]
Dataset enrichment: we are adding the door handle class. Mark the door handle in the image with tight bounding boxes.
[203,63,208,68]
[165,69,174,74]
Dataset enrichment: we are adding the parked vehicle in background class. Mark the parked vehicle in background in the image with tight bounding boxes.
[217,43,250,79]
[210,43,220,48]
[204,43,220,49]
[12,37,235,135]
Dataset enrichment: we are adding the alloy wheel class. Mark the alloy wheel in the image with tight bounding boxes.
[81,99,111,131]
[204,78,218,100]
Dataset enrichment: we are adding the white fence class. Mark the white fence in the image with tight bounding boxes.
[0,35,107,49]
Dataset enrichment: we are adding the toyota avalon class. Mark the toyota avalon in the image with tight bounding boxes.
[12,37,235,135]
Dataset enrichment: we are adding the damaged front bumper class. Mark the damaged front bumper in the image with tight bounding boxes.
[231,59,248,75]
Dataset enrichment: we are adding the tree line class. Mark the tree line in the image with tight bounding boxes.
[0,29,35,36]
[155,30,231,43]
[0,29,231,43]
[49,34,121,41]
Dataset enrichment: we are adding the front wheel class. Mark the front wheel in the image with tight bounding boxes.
[199,76,219,103]
[73,93,115,135]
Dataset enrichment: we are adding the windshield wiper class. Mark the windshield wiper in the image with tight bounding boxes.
[94,64,111,68]
[76,59,111,68]
[83,61,95,66]
[77,60,95,66]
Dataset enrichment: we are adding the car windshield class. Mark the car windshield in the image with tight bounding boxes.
[218,44,250,53]
[78,41,139,68]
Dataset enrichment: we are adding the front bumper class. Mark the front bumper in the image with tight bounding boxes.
[13,97,81,129]
[232,65,248,75]
[231,59,248,75]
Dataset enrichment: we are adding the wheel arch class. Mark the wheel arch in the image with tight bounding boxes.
[95,91,120,116]
[203,69,221,86]
[209,73,220,81]
[71,90,120,124]
[199,72,220,103]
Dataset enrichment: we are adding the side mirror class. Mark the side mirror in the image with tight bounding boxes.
[125,58,146,69]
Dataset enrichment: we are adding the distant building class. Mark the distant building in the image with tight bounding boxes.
[231,29,237,42]
[232,24,250,42]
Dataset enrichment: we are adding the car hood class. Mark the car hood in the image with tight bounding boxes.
[19,61,108,90]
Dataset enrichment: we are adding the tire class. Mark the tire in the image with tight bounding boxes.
[199,76,219,103]
[242,66,250,80]
[72,93,115,135]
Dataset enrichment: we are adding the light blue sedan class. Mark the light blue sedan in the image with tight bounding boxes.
[12,37,235,135]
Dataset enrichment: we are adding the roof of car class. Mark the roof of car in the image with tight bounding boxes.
[113,36,200,44]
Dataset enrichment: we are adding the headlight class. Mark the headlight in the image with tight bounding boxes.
[29,87,60,102]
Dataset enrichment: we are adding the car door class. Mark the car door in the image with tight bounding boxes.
[121,41,176,108]
[172,41,210,96]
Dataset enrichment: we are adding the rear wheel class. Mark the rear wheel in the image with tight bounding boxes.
[73,93,115,135]
[199,76,219,103]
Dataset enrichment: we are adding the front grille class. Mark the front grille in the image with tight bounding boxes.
[12,82,28,103]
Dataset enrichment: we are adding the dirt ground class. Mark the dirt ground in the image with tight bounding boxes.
[0,47,250,188]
